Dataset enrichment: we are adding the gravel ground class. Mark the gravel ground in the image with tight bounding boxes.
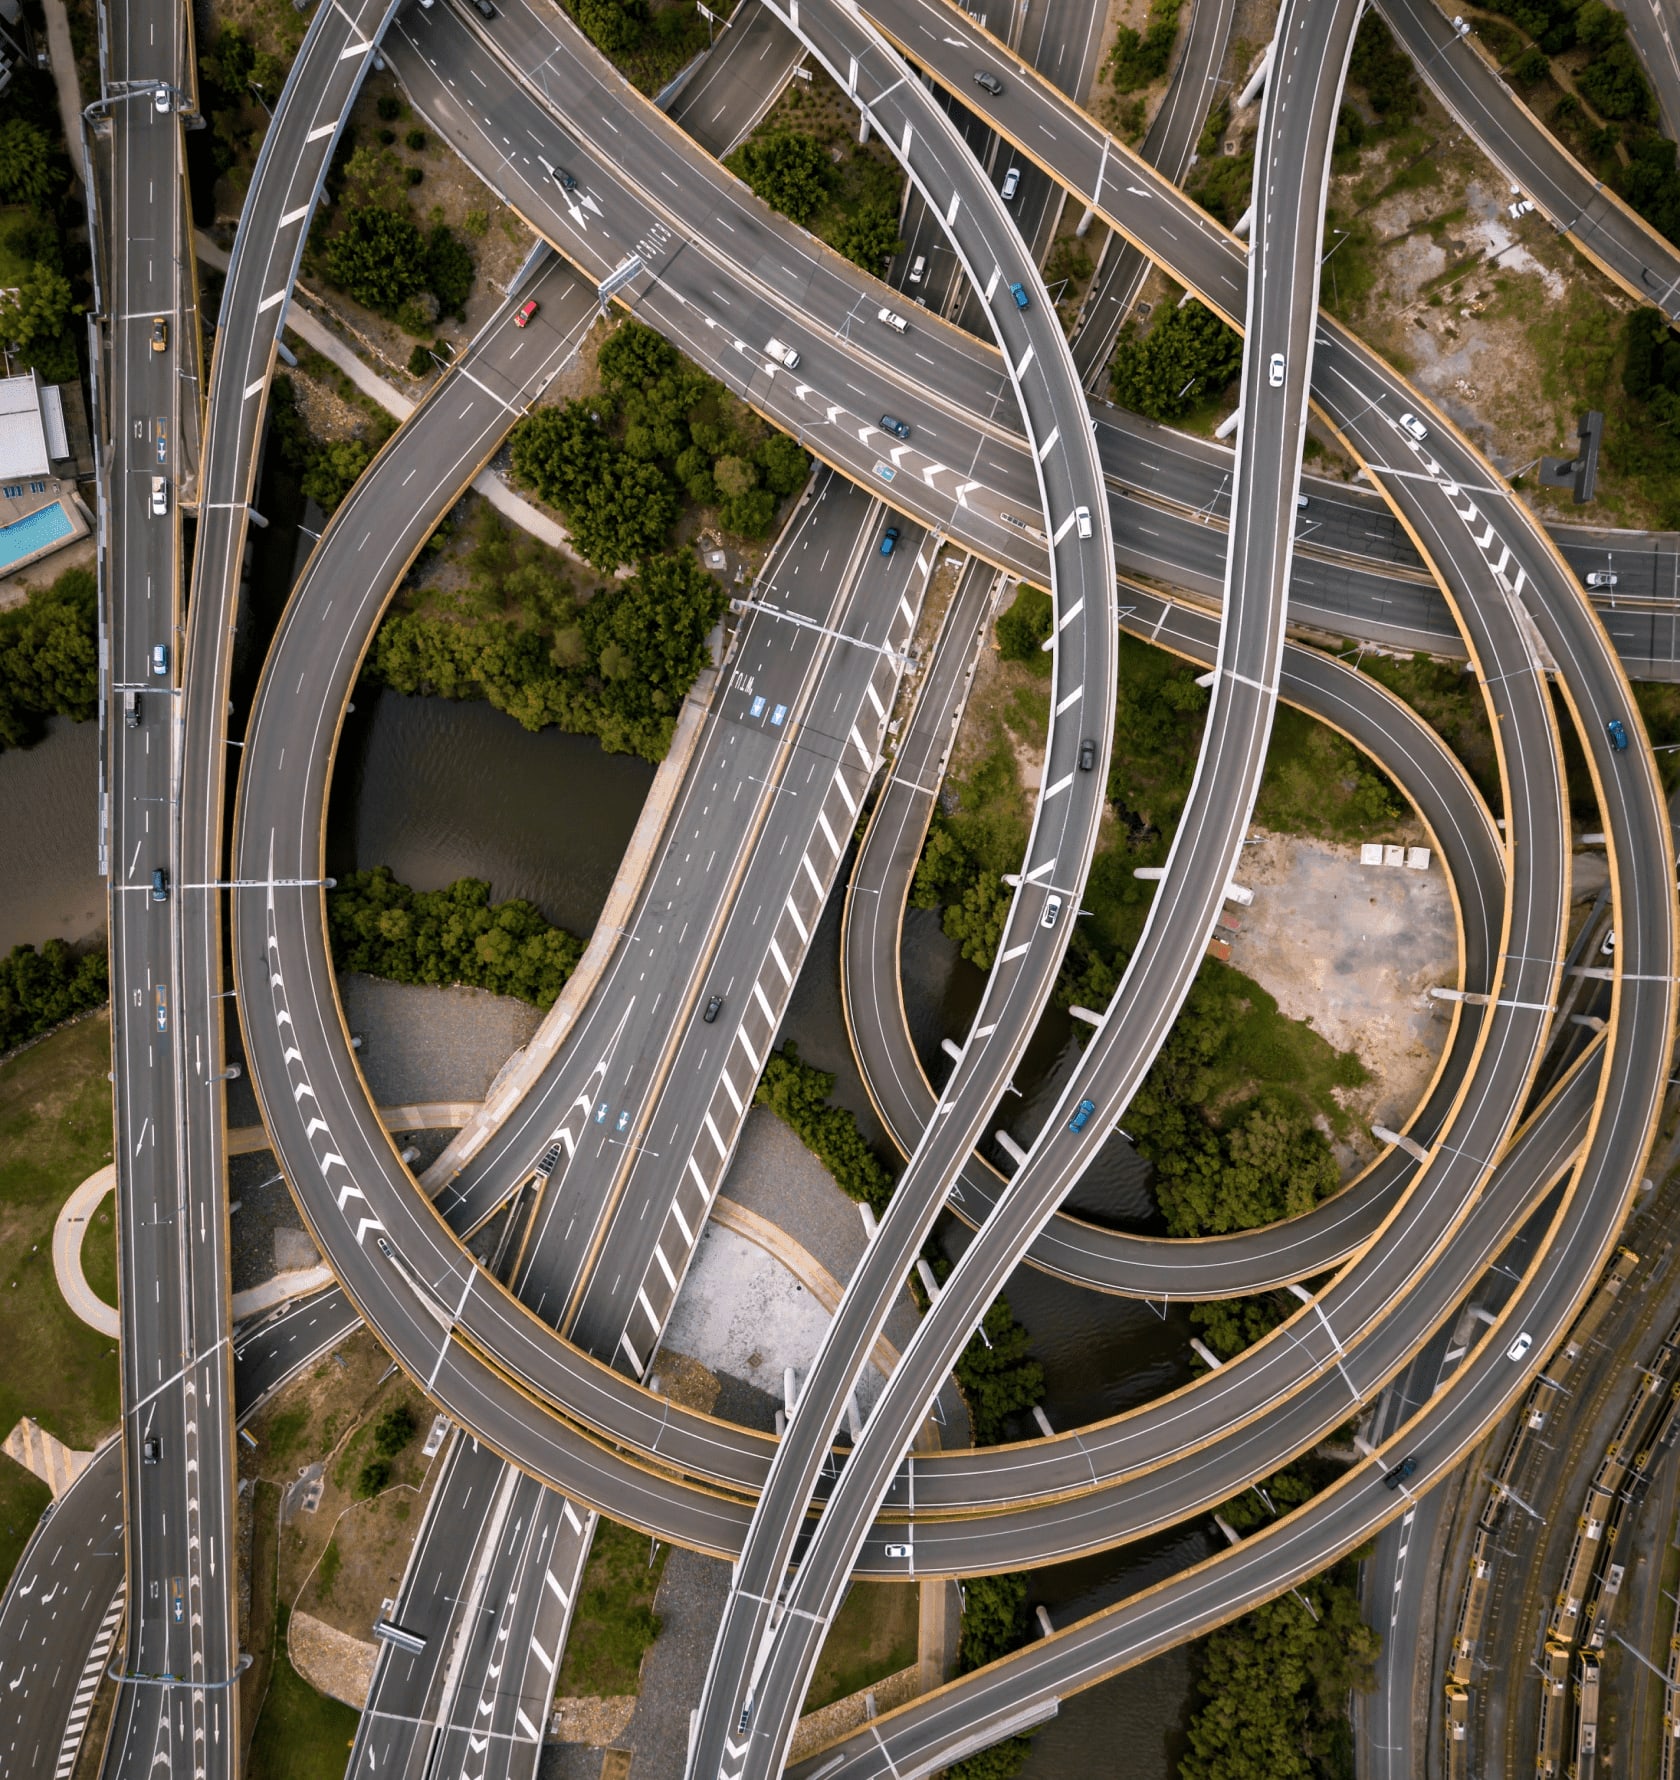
[339,975,543,1106]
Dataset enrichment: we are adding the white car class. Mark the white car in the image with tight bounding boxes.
[1585,570,1618,589]
[154,84,171,113]
[149,475,168,517]
[1399,412,1429,442]
[884,1543,912,1558]
[877,307,909,333]
[1040,894,1063,931]
[1074,505,1091,539]
[1506,1330,1533,1362]
[1268,351,1285,387]
[1000,166,1021,201]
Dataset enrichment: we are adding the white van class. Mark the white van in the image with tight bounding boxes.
[908,255,926,283]
[765,338,800,370]
[877,307,909,333]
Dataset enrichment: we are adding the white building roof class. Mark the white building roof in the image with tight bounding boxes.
[0,372,50,480]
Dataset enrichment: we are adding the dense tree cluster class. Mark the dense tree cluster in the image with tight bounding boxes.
[753,1044,895,1212]
[1346,15,1420,124]
[724,130,905,273]
[1593,310,1680,526]
[368,547,727,759]
[1127,977,1341,1239]
[1111,299,1243,422]
[0,940,108,1054]
[0,570,99,751]
[200,24,298,187]
[327,868,582,1007]
[947,1574,1035,1780]
[1107,0,1181,93]
[0,101,84,383]
[954,1294,1045,1444]
[509,320,809,562]
[565,0,709,90]
[355,1402,419,1497]
[1181,1554,1378,1780]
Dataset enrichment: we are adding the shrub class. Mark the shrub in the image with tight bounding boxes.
[995,585,1052,661]
[376,95,402,121]
[355,1457,391,1497]
[405,128,428,151]
[754,1044,895,1211]
[1348,14,1419,122]
[724,131,833,227]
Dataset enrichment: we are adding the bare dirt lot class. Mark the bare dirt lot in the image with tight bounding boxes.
[1226,832,1458,1162]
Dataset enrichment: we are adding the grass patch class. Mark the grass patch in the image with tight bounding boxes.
[556,1518,667,1696]
[80,1194,117,1311]
[0,1453,52,1593]
[0,1015,119,1450]
[1356,653,1502,817]
[246,1604,360,1780]
[1252,703,1404,844]
[806,1583,920,1713]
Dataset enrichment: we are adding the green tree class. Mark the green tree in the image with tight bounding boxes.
[1348,14,1420,122]
[755,431,810,497]
[573,0,647,55]
[323,204,428,314]
[300,438,375,512]
[1110,299,1243,422]
[754,1044,896,1212]
[423,225,475,318]
[1107,0,1181,92]
[955,1296,1044,1444]
[0,262,78,354]
[725,131,833,227]
[995,585,1052,661]
[328,868,583,1006]
[947,1573,1035,1779]
[830,202,905,272]
[0,569,98,750]
[1577,39,1654,122]
[0,938,108,1050]
[0,120,58,208]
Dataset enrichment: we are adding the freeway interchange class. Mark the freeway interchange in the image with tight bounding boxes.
[43,0,1680,1775]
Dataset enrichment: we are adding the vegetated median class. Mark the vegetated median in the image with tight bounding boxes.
[361,319,809,764]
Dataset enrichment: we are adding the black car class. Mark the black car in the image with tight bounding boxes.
[473,0,496,15]
[557,168,578,192]
[704,994,724,1023]
[151,867,169,903]
[143,1436,161,1465]
[1382,1455,1418,1490]
[1078,738,1096,771]
[973,69,1004,96]
[879,414,911,441]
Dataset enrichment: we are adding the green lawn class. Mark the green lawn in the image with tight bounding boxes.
[556,1517,668,1696]
[0,1014,119,1460]
[0,1457,53,1599]
[246,1606,360,1780]
[806,1582,920,1712]
[81,1192,118,1311]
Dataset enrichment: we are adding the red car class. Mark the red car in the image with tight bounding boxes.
[513,299,538,328]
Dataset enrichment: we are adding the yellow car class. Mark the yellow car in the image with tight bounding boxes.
[151,317,167,353]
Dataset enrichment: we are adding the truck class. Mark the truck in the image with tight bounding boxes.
[765,338,801,370]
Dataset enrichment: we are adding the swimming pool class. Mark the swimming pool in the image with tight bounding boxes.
[0,500,73,571]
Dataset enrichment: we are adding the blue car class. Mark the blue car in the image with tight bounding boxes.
[880,526,899,557]
[1606,717,1630,751]
[1068,1097,1096,1134]
[1010,282,1030,310]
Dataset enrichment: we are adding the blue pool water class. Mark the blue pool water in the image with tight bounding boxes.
[0,500,73,570]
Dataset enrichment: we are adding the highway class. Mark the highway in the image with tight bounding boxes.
[843,573,1506,1298]
[1376,0,1680,317]
[679,6,1412,1765]
[1624,0,1680,146]
[216,0,1608,1559]
[0,1286,358,1780]
[1070,0,1236,385]
[92,0,242,1770]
